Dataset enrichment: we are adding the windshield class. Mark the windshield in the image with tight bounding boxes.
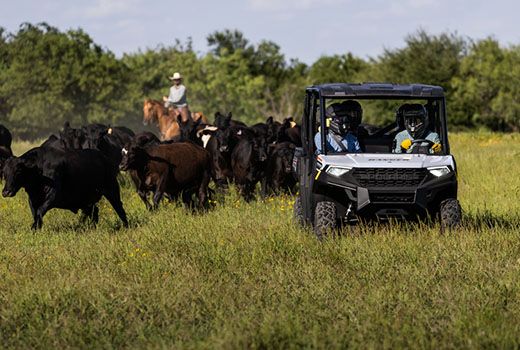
[312,97,447,155]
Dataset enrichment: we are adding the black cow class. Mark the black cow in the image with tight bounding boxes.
[204,129,233,190]
[231,133,268,201]
[262,142,297,196]
[1,147,128,229]
[59,123,135,170]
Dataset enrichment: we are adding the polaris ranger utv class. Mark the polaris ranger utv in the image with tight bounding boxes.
[293,83,462,238]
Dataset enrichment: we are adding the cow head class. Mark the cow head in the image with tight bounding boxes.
[214,111,233,129]
[119,145,148,171]
[265,116,281,144]
[253,136,268,163]
[1,157,32,197]
[216,128,231,153]
[59,122,85,150]
[278,143,296,173]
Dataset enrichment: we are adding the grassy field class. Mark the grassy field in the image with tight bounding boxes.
[1,132,520,349]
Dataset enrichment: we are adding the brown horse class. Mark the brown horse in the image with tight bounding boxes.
[142,99,208,140]
[143,99,180,140]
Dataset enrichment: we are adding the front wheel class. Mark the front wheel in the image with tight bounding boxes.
[314,201,337,239]
[293,196,304,227]
[439,198,462,232]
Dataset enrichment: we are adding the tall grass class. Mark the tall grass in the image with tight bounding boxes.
[0,132,519,349]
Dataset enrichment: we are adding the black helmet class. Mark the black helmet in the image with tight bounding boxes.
[402,104,428,139]
[326,100,362,135]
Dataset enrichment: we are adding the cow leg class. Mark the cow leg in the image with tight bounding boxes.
[181,191,194,209]
[152,173,170,209]
[103,180,129,227]
[138,189,152,210]
[260,177,268,199]
[81,205,99,225]
[244,181,258,202]
[28,197,43,230]
[197,170,211,210]
[34,193,57,230]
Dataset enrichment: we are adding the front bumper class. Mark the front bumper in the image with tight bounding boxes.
[314,168,457,218]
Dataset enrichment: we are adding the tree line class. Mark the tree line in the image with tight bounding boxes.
[0,23,518,138]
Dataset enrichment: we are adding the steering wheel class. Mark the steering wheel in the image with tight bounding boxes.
[411,139,435,147]
[410,139,435,154]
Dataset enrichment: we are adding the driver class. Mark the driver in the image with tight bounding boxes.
[393,103,442,154]
[314,100,362,154]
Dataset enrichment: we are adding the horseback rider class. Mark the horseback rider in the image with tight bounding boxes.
[163,72,190,122]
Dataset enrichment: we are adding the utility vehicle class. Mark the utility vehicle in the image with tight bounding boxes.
[293,83,461,238]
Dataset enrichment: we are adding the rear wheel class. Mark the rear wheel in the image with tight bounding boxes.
[314,201,337,239]
[440,198,462,232]
[293,196,304,226]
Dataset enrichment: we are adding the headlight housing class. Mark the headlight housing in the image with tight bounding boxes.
[428,166,451,177]
[326,166,352,177]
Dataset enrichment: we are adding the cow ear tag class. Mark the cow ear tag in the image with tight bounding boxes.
[108,128,113,135]
[237,130,242,135]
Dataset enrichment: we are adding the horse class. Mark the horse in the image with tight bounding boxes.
[142,99,208,141]
[142,99,180,141]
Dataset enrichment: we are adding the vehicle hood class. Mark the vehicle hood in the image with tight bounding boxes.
[317,153,455,169]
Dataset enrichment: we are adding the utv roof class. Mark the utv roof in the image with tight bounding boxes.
[307,82,445,98]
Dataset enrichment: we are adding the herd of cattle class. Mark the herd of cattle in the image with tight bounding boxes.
[0,112,301,229]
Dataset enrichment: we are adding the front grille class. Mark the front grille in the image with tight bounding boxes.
[352,168,427,187]
[370,193,415,203]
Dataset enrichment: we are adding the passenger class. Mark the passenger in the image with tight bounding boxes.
[314,100,362,154]
[393,104,442,154]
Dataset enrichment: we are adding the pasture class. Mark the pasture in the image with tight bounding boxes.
[1,132,520,349]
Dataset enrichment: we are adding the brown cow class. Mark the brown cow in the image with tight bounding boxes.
[119,142,211,210]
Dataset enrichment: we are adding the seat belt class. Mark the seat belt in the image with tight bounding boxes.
[329,131,349,152]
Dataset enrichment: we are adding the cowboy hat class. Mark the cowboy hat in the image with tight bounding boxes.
[168,72,182,80]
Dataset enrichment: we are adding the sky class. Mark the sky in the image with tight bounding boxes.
[0,0,518,64]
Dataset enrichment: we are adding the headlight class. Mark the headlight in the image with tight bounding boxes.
[326,166,352,177]
[428,166,451,177]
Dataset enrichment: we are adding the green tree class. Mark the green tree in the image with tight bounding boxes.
[451,39,520,131]
[308,53,367,85]
[374,30,466,89]
[0,23,129,138]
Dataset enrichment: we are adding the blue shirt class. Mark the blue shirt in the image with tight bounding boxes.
[314,132,361,154]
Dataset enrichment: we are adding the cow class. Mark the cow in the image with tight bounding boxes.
[119,142,211,210]
[204,129,233,190]
[231,133,268,201]
[261,142,297,196]
[1,147,128,229]
[58,122,135,170]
